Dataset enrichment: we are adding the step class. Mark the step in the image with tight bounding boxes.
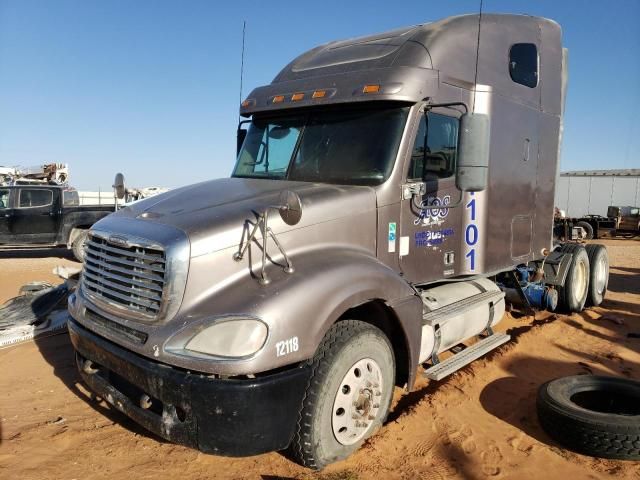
[421,290,505,327]
[423,333,511,381]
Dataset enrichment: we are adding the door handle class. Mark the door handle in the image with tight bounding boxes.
[523,138,530,161]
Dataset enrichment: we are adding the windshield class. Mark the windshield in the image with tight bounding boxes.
[233,105,410,186]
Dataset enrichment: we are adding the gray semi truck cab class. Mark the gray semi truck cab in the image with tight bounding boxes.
[67,14,609,468]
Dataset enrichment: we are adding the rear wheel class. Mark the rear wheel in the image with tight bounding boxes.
[72,230,89,262]
[585,244,609,306]
[288,320,395,469]
[557,244,590,313]
[576,221,594,240]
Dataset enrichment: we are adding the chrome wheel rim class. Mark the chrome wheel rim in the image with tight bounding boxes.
[574,258,588,300]
[594,255,608,295]
[332,357,383,446]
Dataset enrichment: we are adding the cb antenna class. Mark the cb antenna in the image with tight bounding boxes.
[238,20,246,124]
[472,0,483,113]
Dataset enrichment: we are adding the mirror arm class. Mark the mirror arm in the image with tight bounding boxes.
[233,204,295,286]
[423,100,469,114]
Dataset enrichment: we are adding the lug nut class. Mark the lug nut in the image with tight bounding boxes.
[373,404,380,409]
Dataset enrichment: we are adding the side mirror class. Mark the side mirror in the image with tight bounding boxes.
[113,173,126,200]
[278,190,302,226]
[237,128,248,155]
[456,112,490,192]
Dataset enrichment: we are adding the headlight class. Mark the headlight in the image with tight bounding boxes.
[183,318,268,358]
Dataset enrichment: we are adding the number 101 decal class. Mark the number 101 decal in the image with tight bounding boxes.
[276,337,299,357]
[465,193,479,271]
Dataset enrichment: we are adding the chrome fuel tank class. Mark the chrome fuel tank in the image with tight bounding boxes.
[418,278,505,363]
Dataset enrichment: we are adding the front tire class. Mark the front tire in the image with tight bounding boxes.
[72,230,89,262]
[289,320,395,469]
[557,244,590,313]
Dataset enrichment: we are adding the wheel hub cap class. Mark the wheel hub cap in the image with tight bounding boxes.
[332,357,383,445]
[594,256,608,294]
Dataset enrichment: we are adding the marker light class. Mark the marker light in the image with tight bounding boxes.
[272,95,285,103]
[291,92,304,101]
[363,84,380,94]
[241,100,252,107]
[312,90,327,99]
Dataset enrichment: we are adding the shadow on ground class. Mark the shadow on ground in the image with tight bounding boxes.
[0,247,76,261]
[607,270,640,296]
[480,307,639,447]
[33,328,165,442]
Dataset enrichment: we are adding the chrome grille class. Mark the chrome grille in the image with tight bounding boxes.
[83,234,166,318]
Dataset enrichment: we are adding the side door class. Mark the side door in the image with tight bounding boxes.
[399,109,462,284]
[9,187,59,244]
[0,187,11,243]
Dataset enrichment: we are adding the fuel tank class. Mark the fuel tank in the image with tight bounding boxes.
[418,278,506,363]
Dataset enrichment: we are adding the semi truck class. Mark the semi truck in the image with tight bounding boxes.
[67,14,610,468]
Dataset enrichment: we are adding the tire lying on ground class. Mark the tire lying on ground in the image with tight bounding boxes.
[585,244,609,307]
[288,320,395,470]
[537,375,640,460]
[557,244,590,313]
[576,221,594,240]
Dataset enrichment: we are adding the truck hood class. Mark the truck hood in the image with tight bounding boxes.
[108,177,377,257]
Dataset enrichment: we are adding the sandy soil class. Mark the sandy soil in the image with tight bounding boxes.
[0,239,639,480]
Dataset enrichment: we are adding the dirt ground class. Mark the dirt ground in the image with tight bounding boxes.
[0,239,639,480]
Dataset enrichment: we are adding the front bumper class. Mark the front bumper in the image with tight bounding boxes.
[68,318,311,456]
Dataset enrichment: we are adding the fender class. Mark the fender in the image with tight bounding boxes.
[59,209,112,245]
[154,247,423,381]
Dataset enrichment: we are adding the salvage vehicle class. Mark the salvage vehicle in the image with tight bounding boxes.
[0,184,113,261]
[608,205,640,235]
[67,14,610,468]
[553,209,616,241]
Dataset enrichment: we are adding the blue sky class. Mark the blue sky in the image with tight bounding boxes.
[1,0,639,190]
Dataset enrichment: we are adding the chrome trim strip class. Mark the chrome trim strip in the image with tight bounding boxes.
[85,239,166,264]
[83,263,164,292]
[84,253,165,281]
[83,271,163,302]
[85,248,165,274]
[83,278,160,311]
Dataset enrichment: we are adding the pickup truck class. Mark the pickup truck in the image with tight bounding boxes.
[67,13,610,469]
[0,184,113,261]
[608,205,640,235]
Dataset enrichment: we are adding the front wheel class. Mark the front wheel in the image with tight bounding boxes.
[288,320,395,469]
[71,230,89,262]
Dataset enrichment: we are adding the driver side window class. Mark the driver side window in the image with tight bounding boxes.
[408,112,459,180]
[0,189,9,209]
